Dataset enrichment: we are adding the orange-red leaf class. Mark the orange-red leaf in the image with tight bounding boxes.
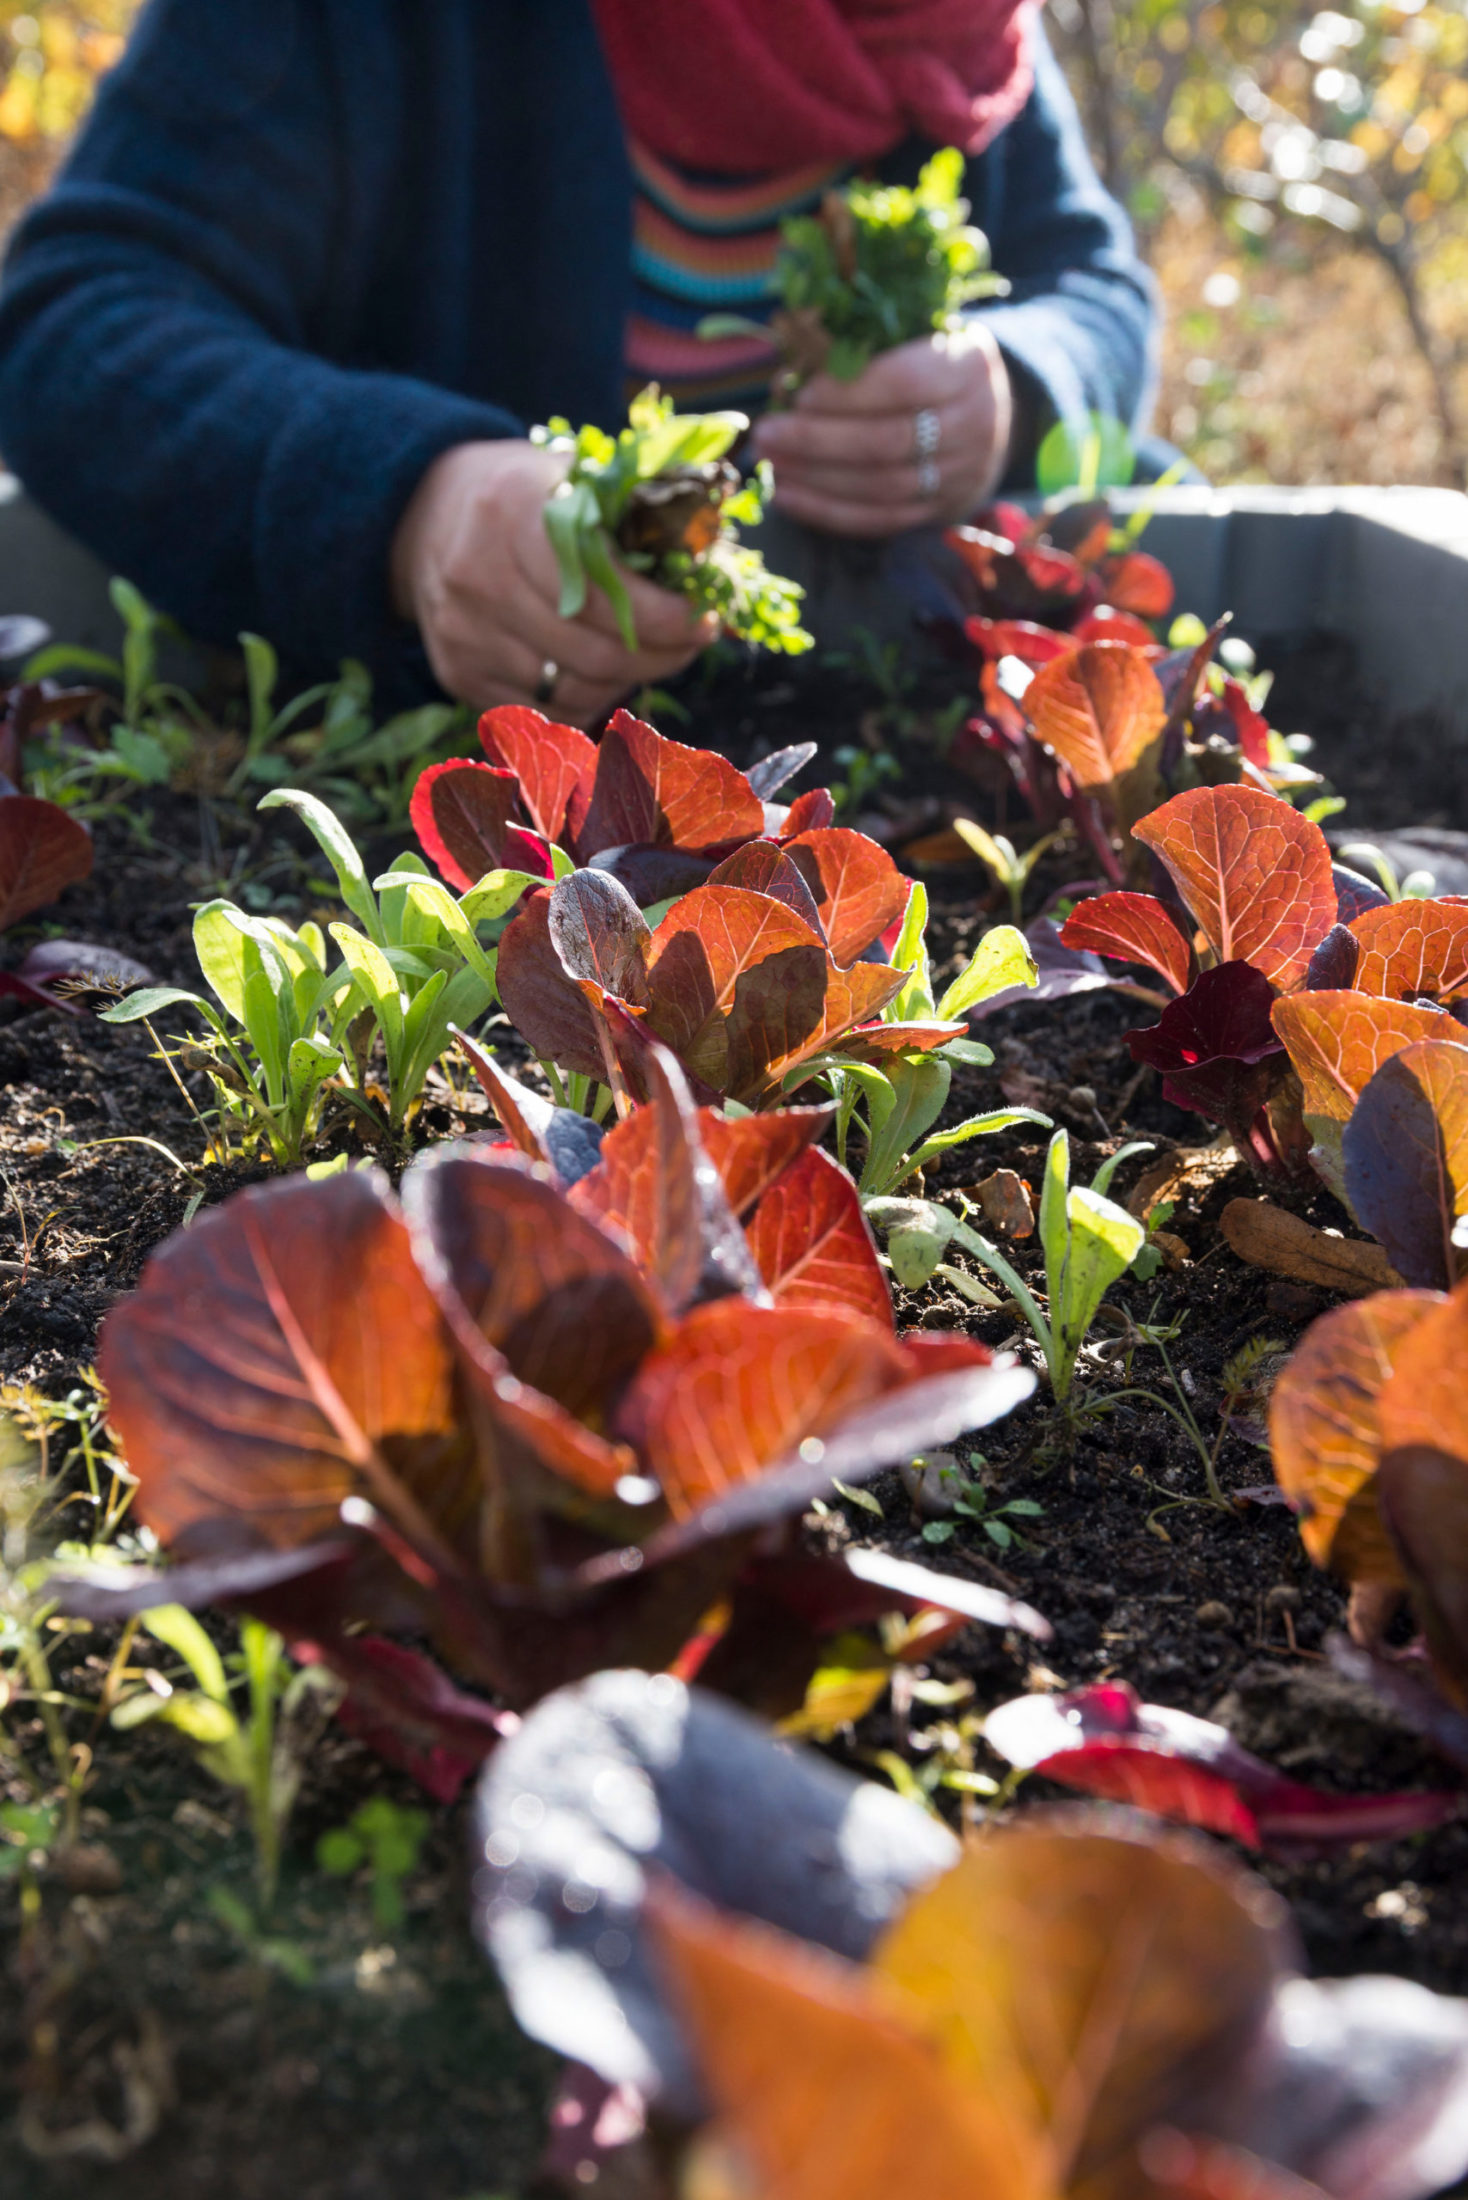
[1135,787,1337,990]
[1024,642,1166,790]
[1059,892,1192,994]
[744,1147,892,1327]
[647,1882,1042,2200]
[1096,549,1175,620]
[698,1107,833,1216]
[1347,899,1468,1004]
[616,1301,907,1518]
[783,827,912,967]
[1268,1289,1439,1579]
[97,1172,461,1554]
[478,705,597,845]
[1271,993,1456,1122]
[576,709,764,858]
[0,794,93,929]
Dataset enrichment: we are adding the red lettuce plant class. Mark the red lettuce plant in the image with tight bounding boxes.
[412,703,838,908]
[495,841,956,1110]
[62,1044,1039,1761]
[475,1670,1468,2200]
[1269,1279,1468,1763]
[1061,785,1341,1171]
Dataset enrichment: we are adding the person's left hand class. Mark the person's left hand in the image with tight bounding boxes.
[751,324,1013,539]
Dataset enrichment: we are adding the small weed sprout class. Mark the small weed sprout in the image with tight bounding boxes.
[317,1797,430,1938]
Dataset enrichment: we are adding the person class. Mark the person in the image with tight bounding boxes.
[0,0,1158,726]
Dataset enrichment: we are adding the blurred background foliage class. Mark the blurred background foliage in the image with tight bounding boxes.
[0,0,1463,487]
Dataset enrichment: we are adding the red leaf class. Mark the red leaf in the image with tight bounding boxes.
[0,794,92,930]
[698,1107,833,1216]
[744,1147,892,1327]
[497,890,615,1082]
[1126,963,1284,1128]
[576,709,764,859]
[778,787,838,838]
[1134,785,1337,990]
[1024,642,1166,790]
[1095,548,1175,619]
[97,1171,462,1555]
[478,705,598,845]
[322,1634,511,1803]
[782,828,911,967]
[830,1020,964,1061]
[452,1027,606,1186]
[984,1680,1459,1854]
[706,840,827,937]
[1347,899,1468,1004]
[1074,607,1158,649]
[643,886,834,1103]
[410,759,551,891]
[1218,676,1272,769]
[1059,891,1192,994]
[568,1043,762,1313]
[964,617,1075,667]
[615,1301,909,1519]
[1272,992,1456,1122]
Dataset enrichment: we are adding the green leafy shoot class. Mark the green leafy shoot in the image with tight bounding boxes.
[704,149,1006,387]
[951,819,1061,926]
[534,386,811,655]
[800,898,1047,1199]
[869,1129,1152,1411]
[317,1798,430,1938]
[102,791,517,1154]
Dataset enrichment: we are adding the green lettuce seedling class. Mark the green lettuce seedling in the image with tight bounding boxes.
[796,888,1049,1198]
[536,387,811,656]
[871,1129,1151,1409]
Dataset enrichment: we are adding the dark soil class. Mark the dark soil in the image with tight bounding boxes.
[0,633,1464,2196]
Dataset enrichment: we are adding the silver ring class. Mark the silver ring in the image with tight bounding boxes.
[533,661,559,707]
[918,457,942,499]
[915,407,942,459]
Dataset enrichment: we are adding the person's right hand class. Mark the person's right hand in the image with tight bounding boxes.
[391,439,718,726]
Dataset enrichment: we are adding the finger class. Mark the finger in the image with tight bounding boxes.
[754,392,974,469]
[770,478,933,540]
[421,623,548,714]
[793,333,977,417]
[770,457,940,509]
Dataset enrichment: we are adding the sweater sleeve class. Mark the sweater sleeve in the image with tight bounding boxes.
[969,22,1159,481]
[0,0,514,682]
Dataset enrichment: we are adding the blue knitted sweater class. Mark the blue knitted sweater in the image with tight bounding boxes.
[0,0,1157,695]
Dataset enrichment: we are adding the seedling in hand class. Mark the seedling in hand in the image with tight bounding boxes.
[537,387,810,654]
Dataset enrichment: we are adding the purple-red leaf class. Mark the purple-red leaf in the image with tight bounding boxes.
[1059,891,1192,995]
[1134,786,1337,991]
[0,938,151,1012]
[1342,1038,1468,1289]
[497,890,616,1082]
[547,869,653,1004]
[0,794,92,930]
[1127,962,1284,1126]
[322,1634,512,1804]
[706,840,827,937]
[452,1027,605,1186]
[410,759,552,891]
[576,709,764,860]
[96,1171,463,1556]
[983,1680,1459,1855]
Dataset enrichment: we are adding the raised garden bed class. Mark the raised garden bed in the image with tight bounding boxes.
[4,482,1468,2200]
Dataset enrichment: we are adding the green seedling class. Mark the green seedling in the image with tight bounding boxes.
[317,1797,430,1938]
[104,788,534,1151]
[1336,840,1436,902]
[950,818,1061,926]
[110,1609,337,1914]
[798,893,1049,1199]
[828,742,901,819]
[917,1459,1045,1553]
[870,1129,1152,1411]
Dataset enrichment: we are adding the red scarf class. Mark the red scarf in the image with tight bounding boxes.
[590,0,1036,176]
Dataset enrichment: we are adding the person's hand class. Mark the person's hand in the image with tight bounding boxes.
[751,325,1013,539]
[391,439,718,725]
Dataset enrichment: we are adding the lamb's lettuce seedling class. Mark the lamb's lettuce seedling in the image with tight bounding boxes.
[536,386,810,655]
